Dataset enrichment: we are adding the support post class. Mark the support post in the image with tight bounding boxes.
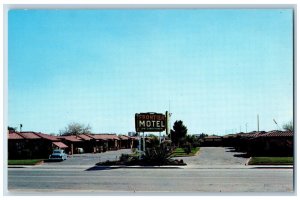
[143,132,146,152]
[138,132,141,159]
[159,132,161,144]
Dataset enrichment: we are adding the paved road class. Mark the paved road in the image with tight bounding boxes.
[7,166,293,193]
[6,147,294,193]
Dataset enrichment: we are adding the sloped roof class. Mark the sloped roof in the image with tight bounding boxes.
[259,131,293,137]
[104,134,120,140]
[89,134,120,140]
[119,135,130,140]
[35,132,59,141]
[58,135,83,142]
[52,141,68,148]
[17,132,41,139]
[8,131,61,141]
[129,136,139,140]
[8,132,24,140]
[77,134,94,141]
[86,134,107,140]
[204,136,222,139]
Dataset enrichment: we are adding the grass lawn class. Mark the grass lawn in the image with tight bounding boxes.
[8,159,44,165]
[171,147,200,157]
[248,157,293,165]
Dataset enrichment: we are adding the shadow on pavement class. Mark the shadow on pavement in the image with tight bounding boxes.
[85,166,120,171]
[233,153,250,158]
[44,159,64,163]
[85,165,182,171]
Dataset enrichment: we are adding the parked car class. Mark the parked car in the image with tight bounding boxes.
[49,149,67,161]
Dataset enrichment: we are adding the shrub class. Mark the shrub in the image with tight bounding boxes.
[183,143,192,154]
[119,154,130,162]
[143,145,173,166]
[131,148,137,154]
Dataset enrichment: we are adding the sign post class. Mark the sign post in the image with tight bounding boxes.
[143,132,145,152]
[135,112,167,159]
[138,132,141,159]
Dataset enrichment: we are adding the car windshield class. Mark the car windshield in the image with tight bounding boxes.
[53,150,62,154]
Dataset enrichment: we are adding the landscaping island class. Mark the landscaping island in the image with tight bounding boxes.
[96,146,200,166]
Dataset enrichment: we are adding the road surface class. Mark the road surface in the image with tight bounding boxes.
[6,147,294,194]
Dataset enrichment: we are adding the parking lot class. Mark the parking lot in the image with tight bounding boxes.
[42,147,249,168]
[43,149,132,167]
[178,147,249,167]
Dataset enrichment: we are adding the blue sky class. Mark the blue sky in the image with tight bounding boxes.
[8,9,293,135]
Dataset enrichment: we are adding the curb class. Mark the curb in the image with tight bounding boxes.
[8,165,33,168]
[91,165,186,169]
[245,157,252,165]
[8,160,44,168]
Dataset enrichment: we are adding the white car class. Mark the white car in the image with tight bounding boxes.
[49,149,68,161]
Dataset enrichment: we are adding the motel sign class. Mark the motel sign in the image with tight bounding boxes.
[135,112,166,132]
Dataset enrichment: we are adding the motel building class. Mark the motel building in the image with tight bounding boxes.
[8,130,138,159]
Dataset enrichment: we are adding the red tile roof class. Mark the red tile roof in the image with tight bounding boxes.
[259,131,293,137]
[129,136,139,140]
[58,135,83,142]
[119,135,130,140]
[103,134,120,140]
[86,134,107,140]
[35,132,59,141]
[205,136,222,139]
[8,132,24,139]
[18,132,41,139]
[77,134,94,141]
[52,142,68,148]
[88,134,120,140]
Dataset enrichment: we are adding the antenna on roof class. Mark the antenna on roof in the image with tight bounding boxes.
[273,119,280,130]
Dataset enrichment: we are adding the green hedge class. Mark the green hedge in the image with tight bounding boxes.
[248,157,293,165]
[8,159,44,165]
[171,147,200,157]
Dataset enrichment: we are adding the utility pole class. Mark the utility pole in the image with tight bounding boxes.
[245,123,248,133]
[273,119,280,130]
[257,114,260,132]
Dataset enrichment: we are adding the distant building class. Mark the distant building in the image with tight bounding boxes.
[128,132,137,136]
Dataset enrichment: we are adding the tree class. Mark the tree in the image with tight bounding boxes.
[198,133,208,139]
[283,121,293,132]
[59,122,92,136]
[8,126,17,131]
[185,134,201,147]
[170,120,188,146]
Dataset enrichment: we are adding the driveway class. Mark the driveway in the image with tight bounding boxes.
[177,147,249,167]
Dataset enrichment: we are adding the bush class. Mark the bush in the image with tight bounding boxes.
[119,154,130,162]
[142,145,172,165]
[183,143,192,154]
[131,148,137,154]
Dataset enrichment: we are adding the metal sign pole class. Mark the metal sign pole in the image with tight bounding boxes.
[138,132,141,159]
[143,132,146,152]
[159,132,161,144]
